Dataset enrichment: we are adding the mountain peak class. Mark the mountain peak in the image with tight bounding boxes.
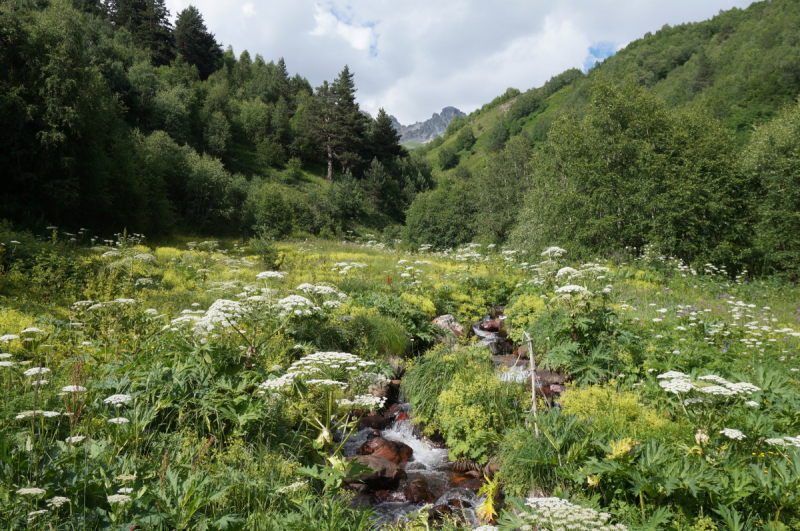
[390,107,465,144]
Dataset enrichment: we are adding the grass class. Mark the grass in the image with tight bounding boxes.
[2,228,800,529]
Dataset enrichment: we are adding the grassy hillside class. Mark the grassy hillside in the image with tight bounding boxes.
[420,0,800,176]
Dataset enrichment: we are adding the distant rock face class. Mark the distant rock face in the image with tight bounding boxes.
[390,107,465,144]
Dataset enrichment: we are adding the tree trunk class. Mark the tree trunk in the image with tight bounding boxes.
[327,144,334,183]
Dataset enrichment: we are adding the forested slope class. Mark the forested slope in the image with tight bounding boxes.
[0,0,428,238]
[406,0,800,277]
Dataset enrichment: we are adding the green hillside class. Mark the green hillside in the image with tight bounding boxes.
[421,0,800,175]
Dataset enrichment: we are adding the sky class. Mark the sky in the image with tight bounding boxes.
[164,0,754,125]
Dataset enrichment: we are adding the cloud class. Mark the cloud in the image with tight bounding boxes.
[309,4,377,53]
[165,0,754,124]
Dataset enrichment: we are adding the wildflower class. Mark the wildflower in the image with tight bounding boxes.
[256,271,285,279]
[46,496,70,508]
[659,379,694,394]
[656,371,690,379]
[695,429,709,445]
[62,385,86,393]
[0,361,15,367]
[107,494,132,504]
[17,487,46,495]
[276,481,308,493]
[555,284,588,294]
[104,394,132,406]
[0,334,20,342]
[720,428,746,440]
[28,509,48,517]
[20,327,44,334]
[107,417,130,424]
[23,367,50,377]
[115,474,137,482]
[0,353,11,358]
[745,401,759,408]
[65,436,86,443]
[117,488,133,494]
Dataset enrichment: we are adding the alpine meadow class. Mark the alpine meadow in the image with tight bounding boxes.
[7,0,800,530]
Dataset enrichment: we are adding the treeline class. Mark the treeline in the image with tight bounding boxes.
[0,0,430,237]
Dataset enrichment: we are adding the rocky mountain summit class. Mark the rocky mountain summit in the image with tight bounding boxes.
[390,107,465,144]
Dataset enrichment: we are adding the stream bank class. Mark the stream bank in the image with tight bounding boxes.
[339,309,567,527]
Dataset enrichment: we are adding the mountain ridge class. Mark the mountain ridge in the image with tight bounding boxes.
[389,106,465,144]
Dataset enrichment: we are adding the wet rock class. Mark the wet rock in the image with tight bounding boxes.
[345,455,407,490]
[365,429,382,441]
[452,477,484,491]
[430,504,452,518]
[479,318,502,333]
[403,478,435,504]
[463,470,482,479]
[449,498,472,509]
[357,437,413,465]
[357,415,393,430]
[432,314,464,339]
[395,412,410,422]
[385,403,404,418]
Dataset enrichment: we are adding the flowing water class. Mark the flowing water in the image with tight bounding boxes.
[343,403,484,526]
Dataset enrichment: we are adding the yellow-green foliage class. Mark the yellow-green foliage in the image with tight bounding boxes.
[505,293,546,340]
[561,385,673,438]
[401,292,436,318]
[0,307,36,337]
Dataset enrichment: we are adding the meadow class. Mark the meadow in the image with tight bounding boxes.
[2,223,800,530]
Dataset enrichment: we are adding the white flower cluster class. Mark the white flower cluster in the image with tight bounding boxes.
[257,373,297,394]
[0,334,20,342]
[23,367,50,377]
[765,436,800,447]
[16,410,60,419]
[657,372,761,397]
[516,497,627,531]
[47,496,70,508]
[719,428,746,440]
[104,394,132,406]
[107,494,132,504]
[555,285,589,294]
[336,395,386,410]
[256,271,285,280]
[17,487,46,495]
[275,295,320,318]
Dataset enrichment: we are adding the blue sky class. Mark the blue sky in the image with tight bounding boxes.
[165,0,754,124]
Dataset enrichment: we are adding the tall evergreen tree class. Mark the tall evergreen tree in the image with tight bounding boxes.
[330,65,367,174]
[105,0,174,65]
[174,5,222,80]
[369,108,404,163]
[301,81,337,182]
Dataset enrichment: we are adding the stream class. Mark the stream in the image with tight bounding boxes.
[340,309,566,527]
[343,403,484,526]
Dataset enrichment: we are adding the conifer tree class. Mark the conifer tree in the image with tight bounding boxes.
[331,65,367,174]
[174,5,222,80]
[105,0,174,65]
[369,108,404,163]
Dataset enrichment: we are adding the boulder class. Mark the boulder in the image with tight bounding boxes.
[432,314,464,339]
[357,415,393,430]
[396,412,410,422]
[357,437,413,465]
[403,478,434,504]
[345,455,407,490]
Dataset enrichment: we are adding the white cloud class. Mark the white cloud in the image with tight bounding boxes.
[310,4,376,52]
[165,0,754,124]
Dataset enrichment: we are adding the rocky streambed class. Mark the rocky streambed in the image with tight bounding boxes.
[342,400,485,526]
[339,309,567,527]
